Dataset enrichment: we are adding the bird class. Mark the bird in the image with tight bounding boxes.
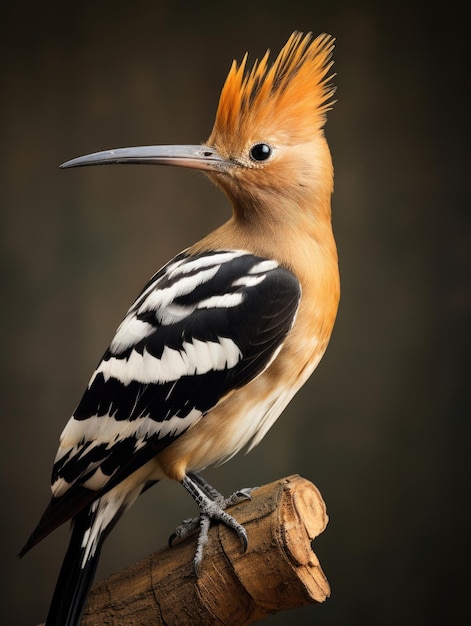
[19,31,340,626]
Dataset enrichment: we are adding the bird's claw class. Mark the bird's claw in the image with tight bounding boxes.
[222,486,255,507]
[168,516,200,547]
[169,475,253,574]
[192,507,248,576]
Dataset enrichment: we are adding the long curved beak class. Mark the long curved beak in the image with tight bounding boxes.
[60,145,227,172]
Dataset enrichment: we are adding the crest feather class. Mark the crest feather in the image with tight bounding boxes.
[210,32,335,144]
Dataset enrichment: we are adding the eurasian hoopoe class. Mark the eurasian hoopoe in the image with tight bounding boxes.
[20,31,340,626]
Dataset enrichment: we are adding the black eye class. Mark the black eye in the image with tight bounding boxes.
[249,143,272,162]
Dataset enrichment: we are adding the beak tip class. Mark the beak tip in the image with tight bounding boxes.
[60,158,79,169]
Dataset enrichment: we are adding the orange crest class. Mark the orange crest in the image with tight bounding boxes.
[209,32,335,147]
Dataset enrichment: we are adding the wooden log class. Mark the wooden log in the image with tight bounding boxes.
[40,475,330,625]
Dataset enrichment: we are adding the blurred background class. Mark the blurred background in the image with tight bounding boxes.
[1,1,469,624]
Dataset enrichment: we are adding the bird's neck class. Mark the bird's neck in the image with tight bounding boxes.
[191,190,337,286]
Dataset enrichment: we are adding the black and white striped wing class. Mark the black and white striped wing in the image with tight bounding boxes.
[52,249,301,502]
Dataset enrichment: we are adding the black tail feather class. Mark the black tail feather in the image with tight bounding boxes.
[45,503,122,626]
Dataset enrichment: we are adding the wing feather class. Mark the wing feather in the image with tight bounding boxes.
[51,249,300,508]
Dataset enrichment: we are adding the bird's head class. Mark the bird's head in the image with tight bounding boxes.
[61,32,335,220]
[205,31,335,215]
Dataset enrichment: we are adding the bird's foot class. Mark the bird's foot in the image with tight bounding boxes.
[169,473,253,576]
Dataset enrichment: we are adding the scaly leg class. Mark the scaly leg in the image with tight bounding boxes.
[169,472,253,575]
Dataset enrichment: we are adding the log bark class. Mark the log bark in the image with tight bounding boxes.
[43,475,330,625]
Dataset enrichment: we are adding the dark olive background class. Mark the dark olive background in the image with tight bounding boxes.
[1,1,469,624]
